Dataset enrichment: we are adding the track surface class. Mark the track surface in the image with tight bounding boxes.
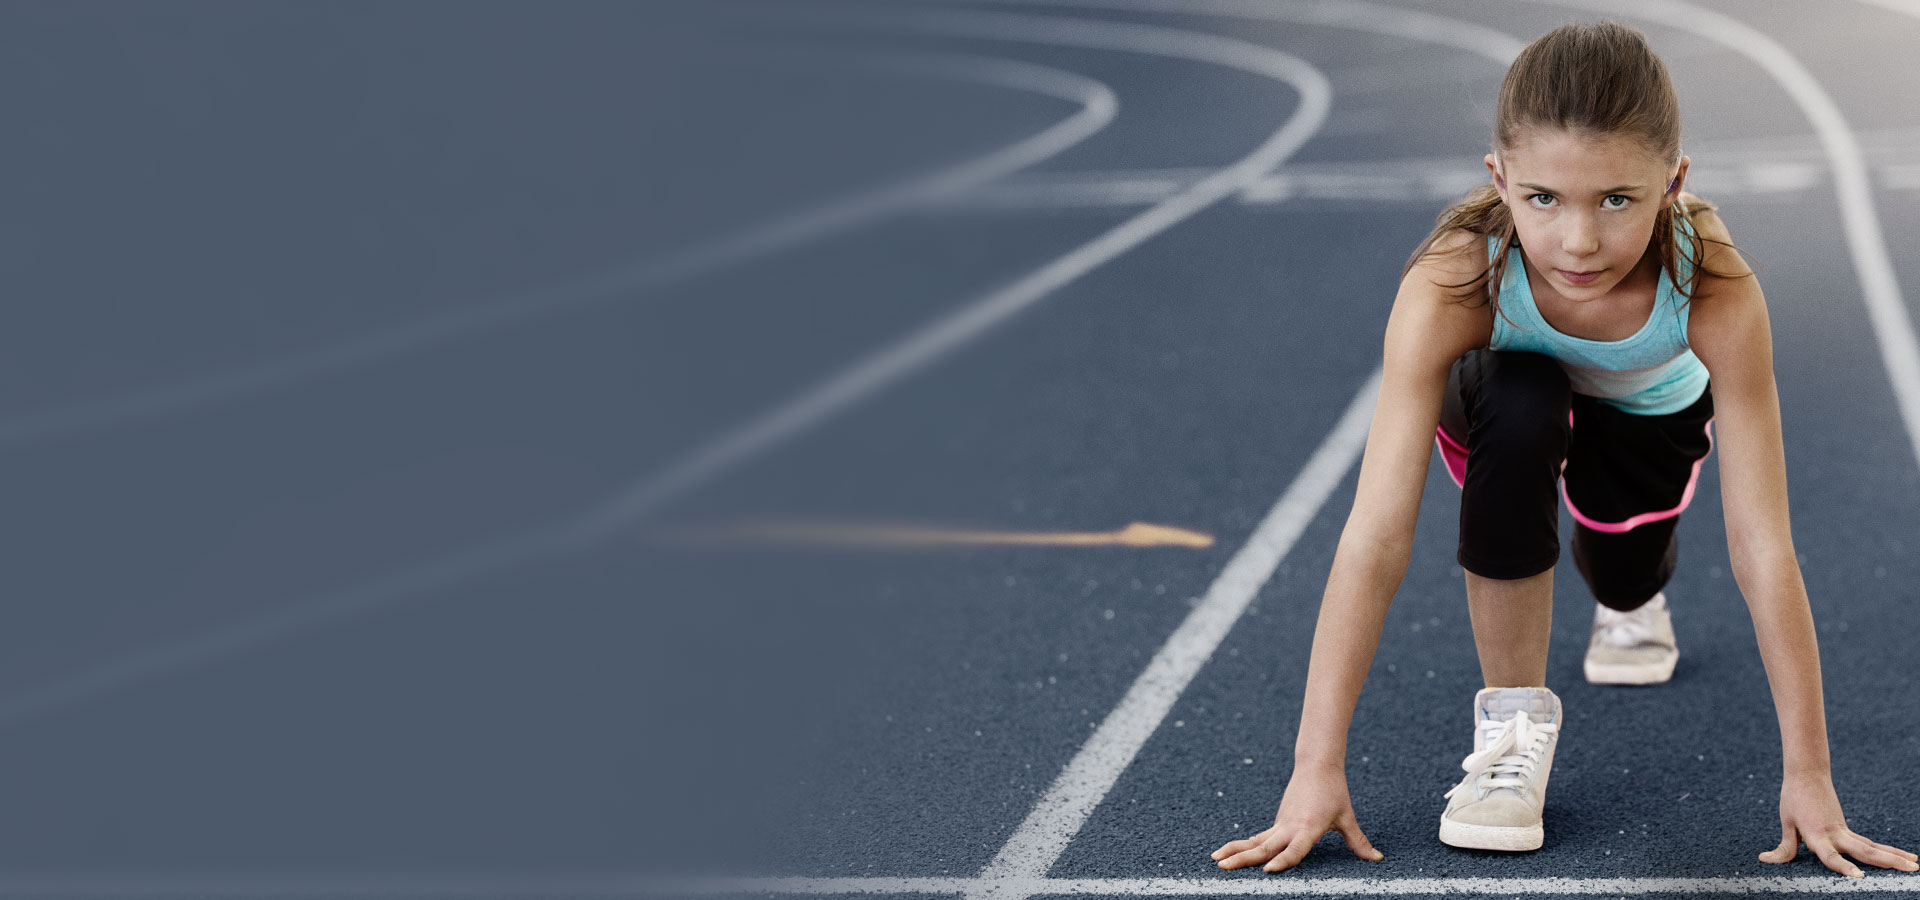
[0,1,1917,897]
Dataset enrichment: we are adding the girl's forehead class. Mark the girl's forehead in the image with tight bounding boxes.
[1499,130,1674,183]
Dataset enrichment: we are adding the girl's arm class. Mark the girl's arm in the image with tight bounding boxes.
[1215,230,1491,872]
[1294,237,1490,770]
[1685,210,1919,878]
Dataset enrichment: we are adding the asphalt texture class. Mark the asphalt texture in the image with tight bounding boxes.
[0,1,1917,898]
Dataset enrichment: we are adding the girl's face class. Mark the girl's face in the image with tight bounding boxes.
[1484,128,1689,302]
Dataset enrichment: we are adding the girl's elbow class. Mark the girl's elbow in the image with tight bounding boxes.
[1340,506,1418,560]
[1723,508,1796,573]
[1727,537,1799,585]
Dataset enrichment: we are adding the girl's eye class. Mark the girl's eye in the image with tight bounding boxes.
[1603,195,1630,209]
[1527,193,1556,208]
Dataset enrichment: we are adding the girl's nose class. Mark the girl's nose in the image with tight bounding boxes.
[1562,217,1601,257]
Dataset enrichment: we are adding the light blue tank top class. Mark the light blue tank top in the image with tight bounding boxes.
[1486,216,1710,415]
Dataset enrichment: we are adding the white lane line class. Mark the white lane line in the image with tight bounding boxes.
[1856,0,1920,18]
[1525,0,1920,475]
[8,872,1911,896]
[0,13,1329,728]
[964,369,1378,896]
[0,50,1115,451]
[670,874,1920,895]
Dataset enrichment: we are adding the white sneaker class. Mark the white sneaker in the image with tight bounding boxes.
[1438,686,1561,852]
[1584,592,1679,685]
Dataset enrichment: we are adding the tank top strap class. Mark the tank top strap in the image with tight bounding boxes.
[1667,211,1699,343]
[1485,231,1535,347]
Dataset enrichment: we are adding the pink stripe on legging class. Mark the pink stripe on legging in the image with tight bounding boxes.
[1436,414,1715,534]
[1434,424,1469,488]
[1561,418,1716,533]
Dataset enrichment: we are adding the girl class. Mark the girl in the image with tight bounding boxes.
[1210,21,1919,877]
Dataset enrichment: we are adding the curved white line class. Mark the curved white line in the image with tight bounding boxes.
[929,0,1529,61]
[698,49,1121,271]
[0,51,1116,450]
[1855,0,1920,17]
[1523,0,1920,474]
[0,14,1330,757]
[579,11,1330,534]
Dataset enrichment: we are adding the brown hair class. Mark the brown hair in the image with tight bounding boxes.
[1403,21,1746,314]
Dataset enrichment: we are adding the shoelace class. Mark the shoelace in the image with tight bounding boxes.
[1442,710,1559,800]
[1594,604,1656,646]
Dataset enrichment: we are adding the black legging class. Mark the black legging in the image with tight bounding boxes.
[1439,349,1714,611]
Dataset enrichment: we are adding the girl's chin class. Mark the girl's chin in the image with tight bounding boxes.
[1555,282,1613,302]
[1553,272,1620,299]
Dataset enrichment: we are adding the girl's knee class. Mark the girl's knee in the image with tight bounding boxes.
[1458,351,1573,458]
[1476,351,1571,406]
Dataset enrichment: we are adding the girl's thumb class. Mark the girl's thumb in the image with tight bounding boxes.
[1760,830,1797,863]
[1340,822,1384,861]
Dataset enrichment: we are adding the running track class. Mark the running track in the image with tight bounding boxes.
[0,1,1916,897]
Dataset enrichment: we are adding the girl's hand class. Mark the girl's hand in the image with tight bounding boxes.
[1210,765,1383,873]
[1760,771,1919,877]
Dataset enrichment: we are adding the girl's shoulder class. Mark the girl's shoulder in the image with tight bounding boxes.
[1398,226,1497,350]
[1679,194,1767,360]
[1677,193,1754,281]
[1406,225,1494,287]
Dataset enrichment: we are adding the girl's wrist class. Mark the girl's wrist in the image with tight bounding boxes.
[1290,753,1346,775]
[1782,763,1833,782]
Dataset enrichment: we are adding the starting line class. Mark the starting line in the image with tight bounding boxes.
[637,873,1920,896]
[0,874,1912,897]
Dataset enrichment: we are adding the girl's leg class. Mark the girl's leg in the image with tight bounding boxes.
[1466,567,1553,687]
[1560,390,1711,684]
[1574,519,1682,684]
[1443,350,1572,687]
[1560,388,1712,605]
[1438,351,1573,852]
[1572,519,1678,611]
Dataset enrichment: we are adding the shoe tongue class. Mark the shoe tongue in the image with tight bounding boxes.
[1477,687,1559,724]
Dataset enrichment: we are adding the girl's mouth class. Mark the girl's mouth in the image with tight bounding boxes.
[1557,269,1603,286]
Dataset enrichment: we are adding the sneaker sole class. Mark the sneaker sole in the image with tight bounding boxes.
[1439,817,1544,851]
[1584,655,1677,685]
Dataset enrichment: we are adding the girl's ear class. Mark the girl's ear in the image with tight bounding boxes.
[1663,155,1691,208]
[1484,153,1504,191]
